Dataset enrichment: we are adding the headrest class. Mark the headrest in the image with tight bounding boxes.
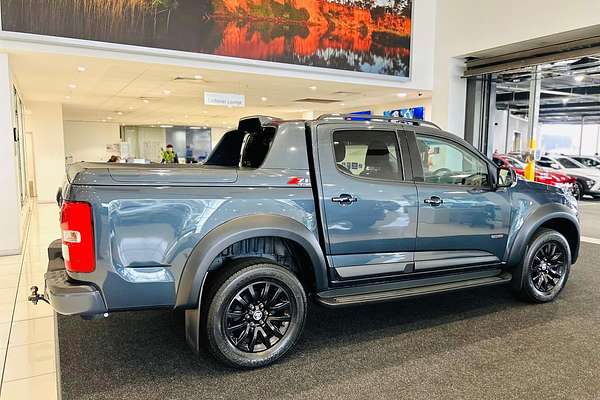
[334,141,346,162]
[366,141,390,157]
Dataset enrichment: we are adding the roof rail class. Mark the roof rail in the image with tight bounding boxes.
[316,113,442,130]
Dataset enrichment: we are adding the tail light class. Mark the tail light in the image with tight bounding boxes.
[60,201,95,273]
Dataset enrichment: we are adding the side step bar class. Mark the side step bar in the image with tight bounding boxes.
[316,270,512,307]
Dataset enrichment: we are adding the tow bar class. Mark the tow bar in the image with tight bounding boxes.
[28,286,49,305]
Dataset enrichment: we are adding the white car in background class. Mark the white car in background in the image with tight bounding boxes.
[537,155,600,199]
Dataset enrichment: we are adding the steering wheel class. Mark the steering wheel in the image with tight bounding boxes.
[431,167,452,176]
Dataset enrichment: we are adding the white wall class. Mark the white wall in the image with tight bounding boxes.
[433,0,600,135]
[490,110,529,154]
[211,127,228,149]
[64,121,121,162]
[0,53,21,255]
[25,102,65,203]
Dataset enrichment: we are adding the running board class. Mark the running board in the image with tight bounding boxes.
[316,270,512,307]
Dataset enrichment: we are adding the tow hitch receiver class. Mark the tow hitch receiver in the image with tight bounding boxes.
[28,286,49,305]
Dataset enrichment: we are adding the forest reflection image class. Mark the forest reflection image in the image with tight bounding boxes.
[1,0,412,76]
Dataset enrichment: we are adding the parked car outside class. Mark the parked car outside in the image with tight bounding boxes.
[570,155,600,169]
[537,154,600,199]
[30,115,581,368]
[492,154,576,196]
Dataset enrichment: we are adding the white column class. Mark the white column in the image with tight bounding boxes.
[0,53,22,255]
[432,57,467,137]
[24,102,66,203]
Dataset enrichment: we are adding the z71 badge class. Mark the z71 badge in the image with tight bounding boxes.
[287,176,311,186]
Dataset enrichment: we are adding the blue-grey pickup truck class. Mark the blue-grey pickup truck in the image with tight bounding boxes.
[30,114,580,368]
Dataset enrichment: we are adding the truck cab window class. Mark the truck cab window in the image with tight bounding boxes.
[417,135,489,186]
[333,130,402,180]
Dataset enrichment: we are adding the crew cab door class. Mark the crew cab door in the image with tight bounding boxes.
[315,124,418,281]
[408,131,511,271]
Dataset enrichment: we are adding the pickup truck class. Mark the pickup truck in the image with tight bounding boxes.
[30,114,581,369]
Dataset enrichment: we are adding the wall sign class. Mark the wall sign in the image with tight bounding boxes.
[204,92,245,107]
[0,0,412,77]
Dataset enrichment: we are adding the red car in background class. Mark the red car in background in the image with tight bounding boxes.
[492,154,578,197]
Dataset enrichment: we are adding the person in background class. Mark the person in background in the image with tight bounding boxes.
[185,145,194,164]
[107,155,120,163]
[161,144,179,164]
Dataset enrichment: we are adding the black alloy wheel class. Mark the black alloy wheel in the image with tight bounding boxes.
[529,242,567,294]
[204,259,307,368]
[224,281,293,353]
[515,228,571,303]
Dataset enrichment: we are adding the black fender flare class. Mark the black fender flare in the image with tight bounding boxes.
[175,214,328,309]
[506,202,580,289]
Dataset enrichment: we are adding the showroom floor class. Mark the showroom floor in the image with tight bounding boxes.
[1,200,599,399]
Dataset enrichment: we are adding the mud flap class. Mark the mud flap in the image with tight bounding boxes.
[185,308,201,355]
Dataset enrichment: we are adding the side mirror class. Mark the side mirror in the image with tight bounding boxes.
[497,166,517,189]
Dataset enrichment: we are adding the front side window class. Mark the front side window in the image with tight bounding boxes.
[556,157,581,169]
[416,135,489,186]
[333,130,402,180]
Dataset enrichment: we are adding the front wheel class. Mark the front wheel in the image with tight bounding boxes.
[573,181,583,200]
[514,228,571,303]
[204,259,307,368]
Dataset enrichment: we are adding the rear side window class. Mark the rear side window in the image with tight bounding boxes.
[333,130,402,180]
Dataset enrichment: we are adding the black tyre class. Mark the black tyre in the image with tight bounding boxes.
[515,228,571,303]
[204,259,307,368]
[573,181,584,200]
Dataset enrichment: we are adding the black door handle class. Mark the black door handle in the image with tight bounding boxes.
[332,194,357,205]
[424,196,443,206]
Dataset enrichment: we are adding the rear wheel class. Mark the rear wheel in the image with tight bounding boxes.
[514,228,571,303]
[204,259,307,368]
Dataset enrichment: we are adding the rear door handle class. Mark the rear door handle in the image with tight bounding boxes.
[332,194,357,205]
[424,196,443,206]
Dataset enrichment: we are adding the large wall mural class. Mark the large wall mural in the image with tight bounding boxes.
[0,0,412,76]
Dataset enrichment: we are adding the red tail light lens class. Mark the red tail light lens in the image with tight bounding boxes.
[60,201,95,273]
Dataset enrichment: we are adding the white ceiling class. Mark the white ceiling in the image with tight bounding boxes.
[10,51,431,129]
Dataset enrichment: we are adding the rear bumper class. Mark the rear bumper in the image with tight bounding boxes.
[44,240,107,316]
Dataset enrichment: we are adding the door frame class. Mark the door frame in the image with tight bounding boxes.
[312,121,418,284]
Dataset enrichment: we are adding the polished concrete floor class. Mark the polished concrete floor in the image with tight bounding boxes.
[1,200,600,399]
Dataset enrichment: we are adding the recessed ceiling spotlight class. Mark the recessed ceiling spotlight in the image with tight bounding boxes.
[160,124,173,128]
[184,114,189,118]
[574,74,586,82]
[128,106,135,110]
[68,83,77,89]
[194,75,203,80]
[261,97,268,101]
[117,111,123,115]
[77,66,86,72]
[340,102,345,106]
[202,110,208,114]
[101,119,107,122]
[397,92,408,97]
[106,116,113,120]
[65,95,71,100]
[163,89,172,95]
[309,86,317,91]
[142,99,150,103]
